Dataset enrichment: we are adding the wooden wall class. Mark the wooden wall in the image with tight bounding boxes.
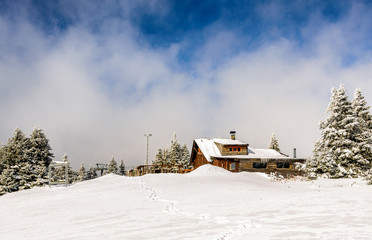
[192,150,209,169]
[191,150,240,173]
[239,159,305,176]
[214,143,248,156]
[211,158,240,173]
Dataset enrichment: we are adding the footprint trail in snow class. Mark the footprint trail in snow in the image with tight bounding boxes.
[133,177,260,239]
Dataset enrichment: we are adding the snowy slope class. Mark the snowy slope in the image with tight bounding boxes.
[1,165,372,240]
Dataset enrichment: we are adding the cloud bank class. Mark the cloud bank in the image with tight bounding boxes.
[0,1,371,169]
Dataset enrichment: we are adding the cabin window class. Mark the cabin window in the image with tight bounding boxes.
[253,162,267,169]
[276,162,290,168]
[230,163,236,170]
[229,148,232,151]
[238,148,240,152]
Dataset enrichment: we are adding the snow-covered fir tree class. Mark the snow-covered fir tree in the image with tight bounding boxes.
[27,127,54,186]
[0,128,31,194]
[0,143,4,173]
[1,128,28,167]
[268,133,280,152]
[153,149,169,166]
[118,160,126,176]
[179,144,191,167]
[306,85,368,179]
[152,133,190,168]
[54,154,76,184]
[87,164,97,180]
[105,157,118,174]
[0,168,17,195]
[0,127,55,194]
[77,162,87,181]
[169,134,181,165]
[352,89,372,167]
[365,170,372,185]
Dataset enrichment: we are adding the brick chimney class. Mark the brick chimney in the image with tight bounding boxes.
[230,131,236,140]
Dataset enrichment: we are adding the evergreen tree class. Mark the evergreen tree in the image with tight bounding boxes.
[0,127,55,193]
[28,127,54,183]
[306,85,364,178]
[118,160,126,176]
[169,133,181,165]
[365,169,372,185]
[352,89,372,167]
[268,133,280,152]
[2,128,28,167]
[87,164,97,180]
[0,128,30,192]
[106,157,118,174]
[180,144,191,168]
[153,149,164,166]
[77,162,87,181]
[0,168,18,195]
[54,154,76,184]
[152,133,190,168]
[0,143,4,174]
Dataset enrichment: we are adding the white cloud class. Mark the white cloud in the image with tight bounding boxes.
[0,2,372,169]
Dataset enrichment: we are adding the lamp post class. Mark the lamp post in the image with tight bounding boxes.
[144,134,152,165]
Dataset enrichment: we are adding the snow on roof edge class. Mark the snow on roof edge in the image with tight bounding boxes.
[195,138,293,161]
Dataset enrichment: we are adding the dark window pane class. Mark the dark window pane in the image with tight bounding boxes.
[277,162,290,168]
[253,162,267,168]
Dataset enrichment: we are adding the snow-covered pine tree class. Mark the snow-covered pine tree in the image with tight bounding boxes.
[268,133,280,152]
[151,133,190,169]
[87,164,97,180]
[77,162,87,181]
[366,169,372,185]
[2,128,28,167]
[118,160,126,176]
[0,143,4,174]
[56,154,76,184]
[28,127,54,185]
[306,85,363,178]
[0,167,18,195]
[0,128,31,192]
[169,133,181,166]
[153,149,164,166]
[180,144,191,168]
[352,89,372,169]
[106,157,118,174]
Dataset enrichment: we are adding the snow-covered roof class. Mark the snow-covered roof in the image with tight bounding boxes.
[194,138,290,162]
[213,138,248,145]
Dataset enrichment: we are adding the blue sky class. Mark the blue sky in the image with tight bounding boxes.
[1,0,372,169]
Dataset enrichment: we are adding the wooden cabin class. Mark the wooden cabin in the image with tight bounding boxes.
[190,132,306,176]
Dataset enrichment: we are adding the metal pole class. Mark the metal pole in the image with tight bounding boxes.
[144,134,152,165]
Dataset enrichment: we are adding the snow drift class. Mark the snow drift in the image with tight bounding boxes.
[188,164,232,176]
[0,172,371,239]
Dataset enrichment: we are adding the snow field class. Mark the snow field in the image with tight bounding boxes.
[0,165,372,239]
